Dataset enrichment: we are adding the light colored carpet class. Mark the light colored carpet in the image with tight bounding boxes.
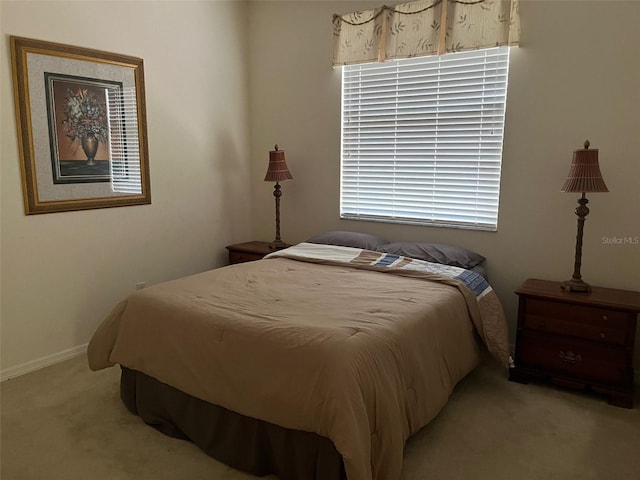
[1,355,639,480]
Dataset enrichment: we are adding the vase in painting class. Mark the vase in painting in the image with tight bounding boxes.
[81,133,99,165]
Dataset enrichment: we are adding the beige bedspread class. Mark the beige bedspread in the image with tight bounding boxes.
[88,243,509,480]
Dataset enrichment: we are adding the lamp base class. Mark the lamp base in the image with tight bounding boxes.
[561,278,591,293]
[268,240,288,251]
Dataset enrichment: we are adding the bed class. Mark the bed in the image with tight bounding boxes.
[88,234,509,480]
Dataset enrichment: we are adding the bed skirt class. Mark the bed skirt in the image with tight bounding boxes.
[120,367,347,480]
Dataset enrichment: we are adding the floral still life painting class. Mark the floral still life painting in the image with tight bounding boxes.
[45,74,122,184]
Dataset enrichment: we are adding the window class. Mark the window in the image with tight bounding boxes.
[107,87,142,194]
[340,46,511,231]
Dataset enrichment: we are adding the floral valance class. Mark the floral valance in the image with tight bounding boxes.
[332,0,520,66]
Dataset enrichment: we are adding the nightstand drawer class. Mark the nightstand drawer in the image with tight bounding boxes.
[516,333,629,385]
[226,241,277,265]
[229,251,264,264]
[524,298,628,329]
[522,313,628,346]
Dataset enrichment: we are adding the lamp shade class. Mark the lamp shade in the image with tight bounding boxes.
[264,145,293,182]
[561,140,608,193]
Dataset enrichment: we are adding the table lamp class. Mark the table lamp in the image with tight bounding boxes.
[560,140,608,292]
[264,144,293,250]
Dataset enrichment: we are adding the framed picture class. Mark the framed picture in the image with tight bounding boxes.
[10,36,151,214]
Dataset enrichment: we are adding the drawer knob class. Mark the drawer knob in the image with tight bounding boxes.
[602,315,608,321]
[559,351,582,363]
[600,332,606,339]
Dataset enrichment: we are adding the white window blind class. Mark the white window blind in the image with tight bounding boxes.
[107,87,142,194]
[340,46,510,231]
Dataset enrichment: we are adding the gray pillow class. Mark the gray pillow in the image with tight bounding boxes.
[306,231,390,251]
[376,242,485,269]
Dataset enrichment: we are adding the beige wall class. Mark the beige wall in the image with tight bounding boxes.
[1,0,251,376]
[248,1,640,366]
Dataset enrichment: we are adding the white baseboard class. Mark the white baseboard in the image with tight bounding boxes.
[0,343,88,382]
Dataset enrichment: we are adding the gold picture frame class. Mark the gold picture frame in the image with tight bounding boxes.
[10,36,151,214]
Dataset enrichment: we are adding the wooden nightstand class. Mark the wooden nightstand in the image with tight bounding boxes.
[226,241,282,265]
[509,278,640,408]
